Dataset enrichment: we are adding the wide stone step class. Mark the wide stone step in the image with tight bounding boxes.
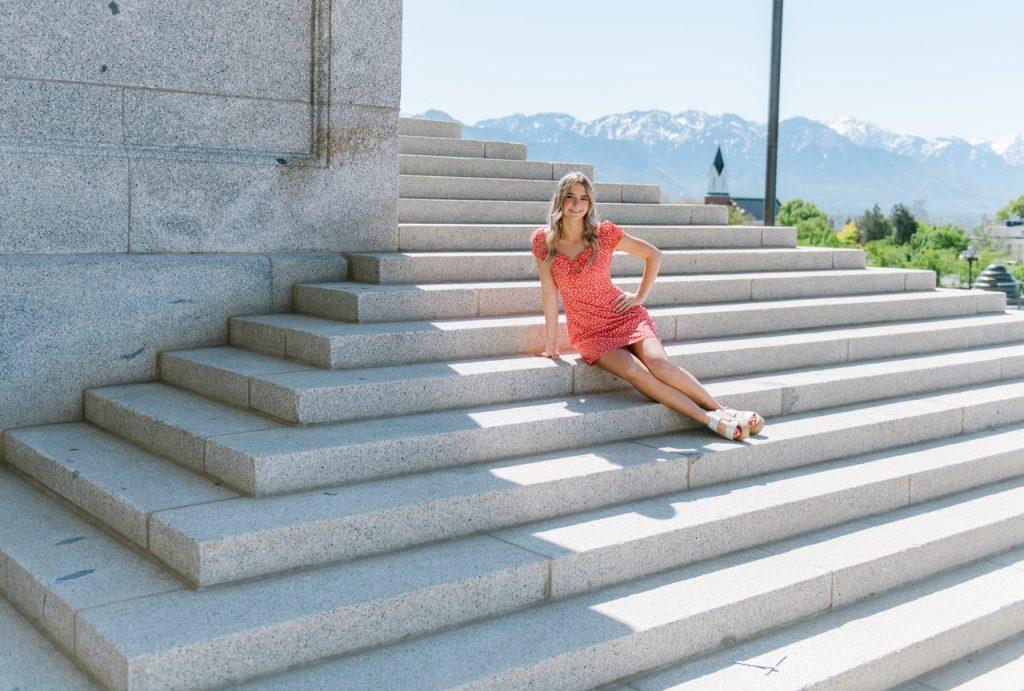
[231,289,1003,370]
[164,313,1024,424]
[395,222,796,251]
[399,198,727,224]
[84,345,1024,496]
[399,154,594,181]
[399,174,660,203]
[23,382,1023,587]
[627,546,1024,691]
[0,593,97,690]
[296,267,923,323]
[234,485,1024,690]
[895,629,1024,689]
[397,116,462,139]
[344,247,865,284]
[4,423,1024,689]
[398,134,526,160]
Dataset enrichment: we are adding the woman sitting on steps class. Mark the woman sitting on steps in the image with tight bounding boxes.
[530,171,765,441]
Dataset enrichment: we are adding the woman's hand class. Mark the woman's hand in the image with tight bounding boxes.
[536,341,561,359]
[612,291,644,313]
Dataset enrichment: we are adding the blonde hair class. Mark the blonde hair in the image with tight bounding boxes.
[540,171,601,272]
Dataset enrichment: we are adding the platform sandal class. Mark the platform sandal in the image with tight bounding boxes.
[720,407,764,437]
[707,409,746,441]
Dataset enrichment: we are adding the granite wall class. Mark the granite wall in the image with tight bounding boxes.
[0,0,402,430]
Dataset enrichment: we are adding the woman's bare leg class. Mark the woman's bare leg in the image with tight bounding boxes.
[626,337,725,411]
[592,346,742,440]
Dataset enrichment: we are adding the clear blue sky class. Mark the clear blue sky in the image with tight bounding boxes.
[401,0,1023,142]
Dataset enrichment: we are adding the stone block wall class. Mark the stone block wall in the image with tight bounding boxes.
[0,0,402,430]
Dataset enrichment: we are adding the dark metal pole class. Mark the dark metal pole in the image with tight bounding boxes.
[764,0,783,226]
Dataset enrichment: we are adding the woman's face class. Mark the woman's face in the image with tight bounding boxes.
[562,182,590,221]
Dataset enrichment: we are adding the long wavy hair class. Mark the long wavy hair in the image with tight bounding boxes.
[540,171,602,272]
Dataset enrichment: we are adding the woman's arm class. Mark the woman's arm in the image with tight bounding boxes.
[536,257,561,355]
[613,232,662,312]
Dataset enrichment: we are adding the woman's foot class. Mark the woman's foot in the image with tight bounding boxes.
[706,409,746,441]
[720,407,765,436]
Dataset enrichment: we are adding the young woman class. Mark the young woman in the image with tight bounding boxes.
[530,171,765,441]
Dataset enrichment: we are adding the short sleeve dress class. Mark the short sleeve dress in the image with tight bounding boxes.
[531,220,660,364]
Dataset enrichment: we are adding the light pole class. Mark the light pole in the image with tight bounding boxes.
[764,0,784,226]
[960,246,978,287]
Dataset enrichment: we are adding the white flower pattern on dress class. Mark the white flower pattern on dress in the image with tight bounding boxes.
[532,220,660,364]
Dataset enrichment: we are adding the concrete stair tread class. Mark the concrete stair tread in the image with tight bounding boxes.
[15,376,1024,585]
[394,222,797,251]
[398,135,527,161]
[399,198,728,224]
[399,173,661,203]
[346,246,866,284]
[85,346,1024,497]
[138,402,1024,586]
[894,629,1024,690]
[0,593,98,690]
[164,312,1024,424]
[6,452,1024,690]
[626,545,1024,690]
[232,490,1024,690]
[304,266,890,292]
[242,287,974,341]
[3,422,237,549]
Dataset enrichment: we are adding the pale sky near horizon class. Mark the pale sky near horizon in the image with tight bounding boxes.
[400,0,1024,142]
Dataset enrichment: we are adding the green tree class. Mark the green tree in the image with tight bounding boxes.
[858,204,892,243]
[910,222,970,254]
[996,194,1024,220]
[890,203,918,245]
[778,198,840,247]
[837,220,859,246]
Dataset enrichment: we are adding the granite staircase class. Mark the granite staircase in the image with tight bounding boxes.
[2,116,1024,690]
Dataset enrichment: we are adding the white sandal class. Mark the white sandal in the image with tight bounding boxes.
[721,407,764,436]
[707,409,745,441]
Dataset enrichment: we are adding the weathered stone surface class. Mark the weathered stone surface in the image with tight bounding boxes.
[330,0,402,108]
[0,77,122,145]
[124,90,312,153]
[0,255,270,430]
[0,594,97,691]
[0,1,314,100]
[130,104,398,253]
[268,254,348,310]
[0,149,128,254]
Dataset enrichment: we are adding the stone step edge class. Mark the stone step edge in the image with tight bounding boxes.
[12,375,1024,587]
[161,311,1024,424]
[83,343,1024,496]
[145,401,1024,587]
[184,484,1024,690]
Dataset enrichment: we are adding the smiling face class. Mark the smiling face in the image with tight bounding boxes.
[561,182,590,221]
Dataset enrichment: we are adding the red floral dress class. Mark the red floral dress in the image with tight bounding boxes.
[531,220,660,364]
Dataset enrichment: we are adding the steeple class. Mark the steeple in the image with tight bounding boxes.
[706,143,729,197]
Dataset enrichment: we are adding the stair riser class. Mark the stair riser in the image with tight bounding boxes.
[234,291,1000,371]
[177,320,1024,425]
[297,271,920,323]
[91,355,1024,498]
[149,407,1024,587]
[399,176,660,204]
[400,155,594,181]
[458,546,1024,690]
[397,118,462,139]
[396,224,796,251]
[399,199,727,224]
[347,249,865,284]
[399,136,525,160]
[75,558,549,691]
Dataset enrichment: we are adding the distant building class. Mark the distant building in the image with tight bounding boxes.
[702,144,780,225]
[977,216,1024,260]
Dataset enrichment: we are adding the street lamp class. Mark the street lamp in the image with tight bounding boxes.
[960,246,979,287]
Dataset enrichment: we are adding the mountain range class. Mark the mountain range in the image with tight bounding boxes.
[409,108,1024,227]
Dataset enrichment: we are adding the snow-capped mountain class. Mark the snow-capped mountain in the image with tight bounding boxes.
[408,109,1024,225]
